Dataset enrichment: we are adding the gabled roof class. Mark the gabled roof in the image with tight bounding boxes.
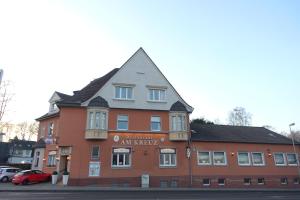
[36,111,59,121]
[56,68,119,107]
[191,124,298,145]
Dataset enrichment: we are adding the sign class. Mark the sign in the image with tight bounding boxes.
[89,162,100,177]
[113,135,164,146]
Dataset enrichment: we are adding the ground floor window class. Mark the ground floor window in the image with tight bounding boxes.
[281,177,288,185]
[294,178,300,184]
[218,178,225,186]
[47,151,56,167]
[89,161,100,177]
[159,148,176,167]
[112,148,131,167]
[202,178,210,186]
[244,178,251,185]
[257,178,265,185]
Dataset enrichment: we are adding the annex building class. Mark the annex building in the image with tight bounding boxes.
[34,48,300,188]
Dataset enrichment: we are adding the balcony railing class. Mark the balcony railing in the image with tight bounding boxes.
[85,129,108,139]
[169,131,188,141]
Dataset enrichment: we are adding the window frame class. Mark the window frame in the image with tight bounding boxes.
[286,153,298,166]
[91,146,100,160]
[159,148,177,168]
[280,177,288,185]
[111,148,131,168]
[114,86,133,100]
[213,151,227,166]
[117,115,129,131]
[197,151,212,166]
[251,152,265,166]
[218,178,226,186]
[257,178,265,185]
[202,178,210,186]
[47,155,56,167]
[238,152,251,166]
[151,116,161,132]
[170,112,187,132]
[148,88,166,102]
[244,178,251,185]
[87,109,108,130]
[274,152,287,166]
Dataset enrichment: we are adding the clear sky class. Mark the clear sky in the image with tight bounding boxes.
[0,0,299,134]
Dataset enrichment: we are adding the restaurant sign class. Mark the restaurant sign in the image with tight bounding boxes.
[113,135,164,146]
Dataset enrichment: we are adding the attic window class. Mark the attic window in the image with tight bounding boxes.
[50,103,58,112]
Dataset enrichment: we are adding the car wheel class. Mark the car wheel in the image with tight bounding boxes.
[1,176,9,183]
[22,179,29,185]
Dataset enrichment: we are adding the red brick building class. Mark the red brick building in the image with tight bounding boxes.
[34,48,300,188]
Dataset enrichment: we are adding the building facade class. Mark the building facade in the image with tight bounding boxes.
[35,48,300,188]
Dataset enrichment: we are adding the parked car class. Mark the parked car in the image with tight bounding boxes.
[12,170,51,185]
[0,167,21,182]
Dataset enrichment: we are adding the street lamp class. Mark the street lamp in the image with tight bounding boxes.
[289,123,300,177]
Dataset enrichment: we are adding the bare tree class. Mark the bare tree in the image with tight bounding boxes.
[0,81,13,122]
[16,122,29,140]
[228,107,252,126]
[288,130,300,142]
[28,122,39,141]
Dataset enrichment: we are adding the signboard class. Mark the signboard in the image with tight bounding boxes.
[89,162,100,177]
[113,134,165,146]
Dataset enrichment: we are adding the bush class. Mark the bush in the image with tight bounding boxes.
[52,171,58,175]
[63,170,69,175]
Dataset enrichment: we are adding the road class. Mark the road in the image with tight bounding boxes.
[0,191,300,200]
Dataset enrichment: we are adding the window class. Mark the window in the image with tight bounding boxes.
[218,178,225,186]
[202,178,210,186]
[238,152,251,166]
[170,114,186,132]
[50,103,58,112]
[274,153,286,166]
[198,151,211,165]
[251,152,265,166]
[160,148,176,167]
[112,148,131,167]
[151,116,161,131]
[257,178,265,185]
[281,177,288,185]
[117,115,128,130]
[89,161,100,177]
[115,86,133,100]
[149,89,166,101]
[213,152,227,165]
[91,146,100,160]
[293,178,300,184]
[244,178,251,185]
[87,110,107,130]
[286,153,298,166]
[48,122,54,137]
[47,152,56,167]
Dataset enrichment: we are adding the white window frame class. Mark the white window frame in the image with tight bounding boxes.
[117,115,129,131]
[202,178,210,186]
[87,109,108,130]
[112,148,131,168]
[170,112,187,132]
[151,116,161,132]
[114,86,133,100]
[257,178,265,185]
[251,152,265,166]
[274,152,287,166]
[148,88,166,102]
[244,178,251,185]
[238,152,251,166]
[197,151,212,165]
[47,151,56,167]
[280,177,288,185]
[159,148,177,167]
[286,153,298,166]
[213,151,227,166]
[218,178,225,186]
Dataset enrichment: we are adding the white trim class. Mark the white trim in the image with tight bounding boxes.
[213,151,227,166]
[197,151,212,165]
[238,152,251,166]
[274,152,287,166]
[251,152,265,166]
[286,153,298,166]
[117,115,129,131]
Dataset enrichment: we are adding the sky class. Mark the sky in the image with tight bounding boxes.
[0,0,299,135]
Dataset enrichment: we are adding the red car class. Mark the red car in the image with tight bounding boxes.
[12,170,51,185]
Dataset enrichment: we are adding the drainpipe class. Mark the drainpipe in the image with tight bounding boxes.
[187,130,192,188]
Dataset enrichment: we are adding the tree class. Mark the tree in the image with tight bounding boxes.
[288,130,300,142]
[228,107,252,126]
[27,122,39,141]
[191,118,214,126]
[0,80,13,122]
[16,121,38,141]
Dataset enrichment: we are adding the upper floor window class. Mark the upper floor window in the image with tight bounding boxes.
[238,152,251,166]
[115,86,133,100]
[91,146,100,160]
[48,122,54,137]
[159,148,176,167]
[251,152,265,166]
[49,103,58,112]
[117,115,128,130]
[149,89,166,102]
[198,151,211,165]
[274,153,286,166]
[151,116,161,131]
[87,110,107,130]
[170,113,186,132]
[286,153,298,166]
[213,152,227,165]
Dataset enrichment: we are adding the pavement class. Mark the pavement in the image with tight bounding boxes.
[1,182,300,192]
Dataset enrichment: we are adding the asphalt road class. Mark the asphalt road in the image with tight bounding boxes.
[0,191,300,200]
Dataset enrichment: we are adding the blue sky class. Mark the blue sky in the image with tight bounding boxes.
[0,0,299,134]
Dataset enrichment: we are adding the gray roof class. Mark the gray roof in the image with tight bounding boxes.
[191,124,298,145]
[170,101,187,112]
[56,68,119,107]
[88,96,109,107]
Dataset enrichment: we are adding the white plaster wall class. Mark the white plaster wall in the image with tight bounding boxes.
[31,148,45,170]
[84,49,193,112]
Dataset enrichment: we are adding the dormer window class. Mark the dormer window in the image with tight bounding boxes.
[49,103,58,112]
[115,86,133,100]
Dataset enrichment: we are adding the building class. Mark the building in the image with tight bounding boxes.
[35,48,300,188]
[7,138,35,164]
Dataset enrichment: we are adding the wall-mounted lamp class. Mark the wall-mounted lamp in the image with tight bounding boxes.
[42,158,46,161]
[56,157,60,161]
[67,156,71,161]
[268,153,272,157]
[231,152,235,156]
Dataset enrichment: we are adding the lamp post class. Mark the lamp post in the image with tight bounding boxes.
[289,123,300,177]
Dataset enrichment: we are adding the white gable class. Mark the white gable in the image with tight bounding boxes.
[49,92,61,103]
[83,48,193,112]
